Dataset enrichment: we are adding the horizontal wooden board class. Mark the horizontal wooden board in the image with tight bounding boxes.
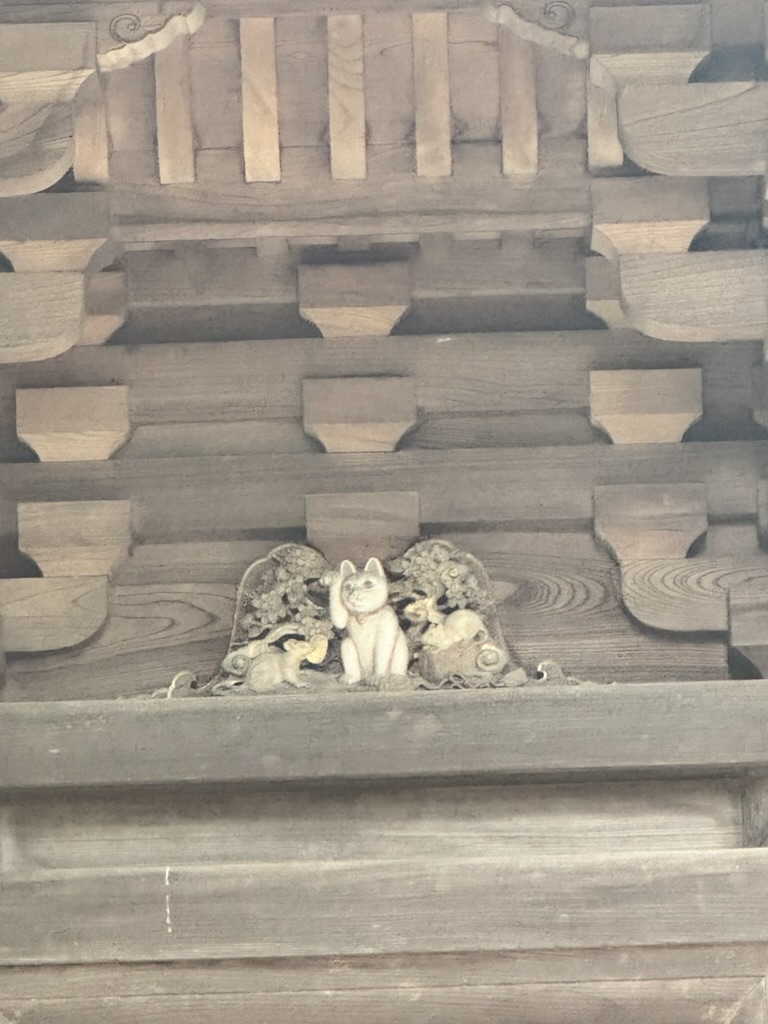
[1,949,766,1000]
[0,444,763,541]
[0,977,755,1024]
[2,680,768,789]
[2,780,741,872]
[6,332,757,427]
[3,849,768,963]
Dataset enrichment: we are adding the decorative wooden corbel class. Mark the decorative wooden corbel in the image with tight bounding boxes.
[730,579,768,678]
[298,263,411,338]
[18,501,132,578]
[488,1,589,60]
[305,491,420,566]
[16,387,131,461]
[302,377,417,453]
[589,369,703,445]
[0,3,205,197]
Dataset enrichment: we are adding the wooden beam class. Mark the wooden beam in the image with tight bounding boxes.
[499,30,537,176]
[594,484,708,562]
[412,12,452,177]
[154,37,196,184]
[72,73,109,184]
[3,849,768,963]
[0,274,85,364]
[591,177,709,258]
[730,579,768,677]
[328,14,366,179]
[0,978,758,1023]
[240,18,281,182]
[7,680,768,788]
[0,442,760,540]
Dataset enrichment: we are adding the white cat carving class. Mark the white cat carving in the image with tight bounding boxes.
[329,557,410,685]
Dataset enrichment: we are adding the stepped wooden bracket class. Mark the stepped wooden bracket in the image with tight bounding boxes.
[0,194,126,361]
[0,5,205,197]
[595,485,768,670]
[586,179,762,344]
[586,5,710,172]
[730,579,768,678]
[298,263,411,338]
[302,377,417,453]
[591,178,709,261]
[589,369,703,445]
[18,501,132,578]
[16,387,131,462]
[305,491,420,566]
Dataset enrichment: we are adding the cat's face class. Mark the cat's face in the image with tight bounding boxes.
[339,558,389,614]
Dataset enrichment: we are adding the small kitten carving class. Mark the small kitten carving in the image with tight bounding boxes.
[329,557,409,685]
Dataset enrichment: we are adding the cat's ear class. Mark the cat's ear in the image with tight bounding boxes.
[364,557,385,576]
[340,559,356,579]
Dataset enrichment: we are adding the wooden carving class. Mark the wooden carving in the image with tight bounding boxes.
[165,540,515,697]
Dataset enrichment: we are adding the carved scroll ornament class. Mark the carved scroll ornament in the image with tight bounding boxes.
[163,540,524,698]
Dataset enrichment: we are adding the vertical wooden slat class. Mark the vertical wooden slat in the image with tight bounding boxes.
[328,14,366,179]
[240,18,281,182]
[412,12,452,177]
[154,37,195,184]
[73,74,109,184]
[499,29,537,175]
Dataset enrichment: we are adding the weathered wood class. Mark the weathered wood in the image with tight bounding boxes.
[240,18,280,182]
[154,37,195,184]
[585,256,626,328]
[0,193,110,273]
[447,12,499,144]
[730,579,768,677]
[615,557,768,634]
[120,420,314,459]
[618,252,768,343]
[0,577,108,653]
[3,780,741,873]
[730,979,768,1024]
[15,386,130,461]
[6,679,768,788]
[302,377,416,452]
[590,369,703,444]
[4,848,768,963]
[306,490,419,564]
[328,14,366,180]
[275,15,328,153]
[188,18,242,166]
[591,177,709,258]
[72,73,109,184]
[0,23,95,104]
[594,484,708,562]
[412,13,452,177]
[619,82,768,177]
[298,262,410,336]
[81,271,126,347]
[17,501,131,578]
[0,274,84,364]
[499,29,537,175]
[363,12,413,169]
[0,443,761,540]
[0,977,756,1023]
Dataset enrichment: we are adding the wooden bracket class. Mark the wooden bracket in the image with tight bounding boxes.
[16,386,131,461]
[298,262,411,337]
[305,491,420,566]
[594,483,708,563]
[302,377,416,453]
[18,500,132,578]
[589,369,703,444]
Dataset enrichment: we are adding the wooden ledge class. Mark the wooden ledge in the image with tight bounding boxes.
[3,680,768,790]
